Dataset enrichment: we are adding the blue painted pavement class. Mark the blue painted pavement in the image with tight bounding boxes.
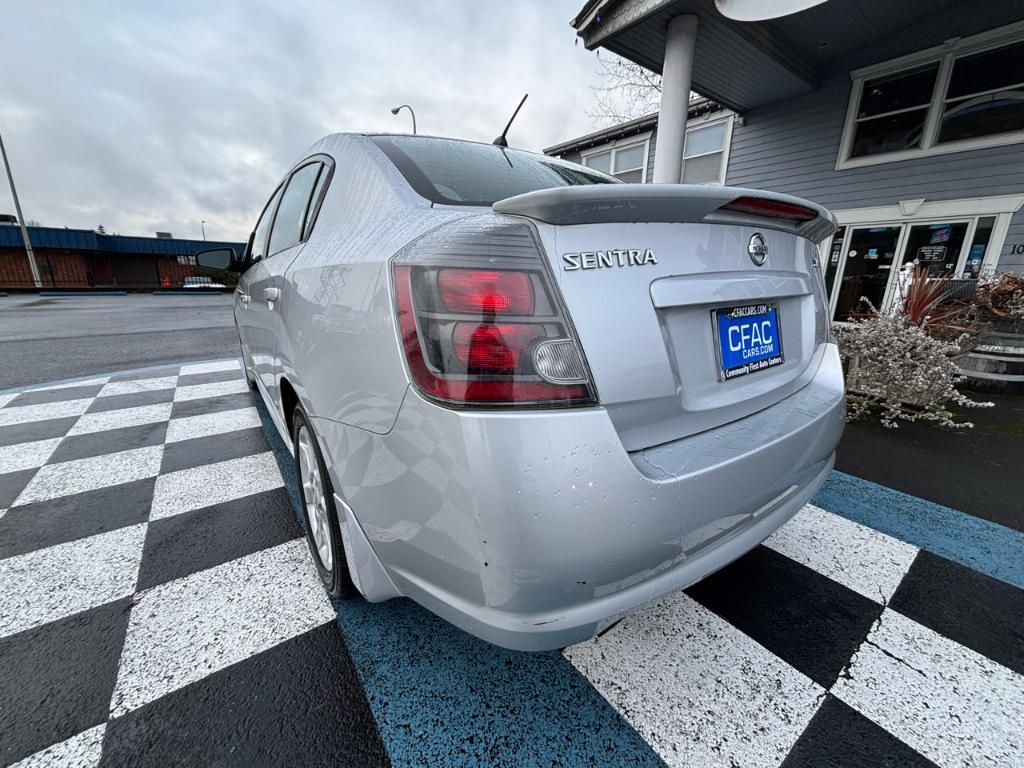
[812,470,1024,591]
[255,397,666,768]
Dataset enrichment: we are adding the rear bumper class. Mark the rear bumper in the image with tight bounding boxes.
[313,343,845,651]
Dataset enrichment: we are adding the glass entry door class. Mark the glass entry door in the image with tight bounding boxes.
[899,222,969,276]
[831,226,903,321]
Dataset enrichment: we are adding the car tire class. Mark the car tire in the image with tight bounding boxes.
[292,406,358,599]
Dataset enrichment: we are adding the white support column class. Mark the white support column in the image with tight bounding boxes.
[652,14,698,184]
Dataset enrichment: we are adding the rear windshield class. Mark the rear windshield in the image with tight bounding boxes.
[369,135,617,206]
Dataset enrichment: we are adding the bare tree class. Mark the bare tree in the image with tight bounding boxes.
[587,52,662,127]
[587,52,701,128]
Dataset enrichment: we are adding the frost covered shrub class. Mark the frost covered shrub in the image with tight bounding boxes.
[835,312,992,429]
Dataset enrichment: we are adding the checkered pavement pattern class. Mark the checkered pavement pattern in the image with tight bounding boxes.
[0,360,386,767]
[1,358,1021,767]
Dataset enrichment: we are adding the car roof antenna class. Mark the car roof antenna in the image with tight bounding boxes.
[493,93,528,147]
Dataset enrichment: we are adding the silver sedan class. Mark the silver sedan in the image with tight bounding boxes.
[197,133,844,651]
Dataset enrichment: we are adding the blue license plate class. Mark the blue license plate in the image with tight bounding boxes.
[714,304,784,380]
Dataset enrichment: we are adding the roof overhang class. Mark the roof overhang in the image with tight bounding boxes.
[571,0,1008,113]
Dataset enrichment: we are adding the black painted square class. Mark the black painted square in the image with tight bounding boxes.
[781,695,937,767]
[0,416,79,448]
[170,391,255,419]
[176,369,245,387]
[890,550,1024,675]
[159,426,269,475]
[6,384,105,407]
[0,599,131,766]
[100,623,390,767]
[48,422,168,464]
[686,545,882,688]
[0,468,36,509]
[87,388,174,414]
[0,478,155,560]
[136,487,301,591]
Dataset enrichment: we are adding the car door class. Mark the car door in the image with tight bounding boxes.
[244,160,326,413]
[236,183,283,386]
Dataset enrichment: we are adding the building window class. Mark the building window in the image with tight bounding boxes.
[682,117,733,184]
[839,24,1024,168]
[176,254,196,266]
[581,135,649,182]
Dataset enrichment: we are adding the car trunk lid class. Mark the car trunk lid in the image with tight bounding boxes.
[493,185,836,452]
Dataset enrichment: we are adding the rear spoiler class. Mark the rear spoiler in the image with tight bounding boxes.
[492,184,837,244]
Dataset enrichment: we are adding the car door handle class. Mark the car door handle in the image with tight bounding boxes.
[238,293,251,304]
[262,287,281,302]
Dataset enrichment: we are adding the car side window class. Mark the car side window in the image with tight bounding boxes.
[250,185,284,263]
[302,163,332,240]
[267,162,322,257]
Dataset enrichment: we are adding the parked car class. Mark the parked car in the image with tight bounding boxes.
[197,133,844,651]
[180,275,226,289]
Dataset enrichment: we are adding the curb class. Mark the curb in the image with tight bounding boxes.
[152,290,228,295]
[0,356,244,396]
[38,290,128,296]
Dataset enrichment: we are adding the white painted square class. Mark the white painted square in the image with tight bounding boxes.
[10,724,106,768]
[179,359,241,376]
[0,437,62,474]
[14,445,164,507]
[149,451,283,520]
[765,503,919,603]
[0,393,18,409]
[165,406,262,443]
[0,525,146,638]
[172,379,248,402]
[68,402,173,436]
[0,398,93,427]
[565,591,824,768]
[835,608,1024,768]
[110,539,333,716]
[97,376,178,397]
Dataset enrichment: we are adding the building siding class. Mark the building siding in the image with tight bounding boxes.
[723,0,1024,272]
[553,0,1024,271]
[724,68,1024,271]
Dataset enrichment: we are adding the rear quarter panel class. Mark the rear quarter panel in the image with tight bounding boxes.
[278,135,470,433]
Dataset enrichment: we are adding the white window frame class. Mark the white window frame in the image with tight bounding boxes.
[682,112,735,185]
[581,131,651,182]
[836,20,1024,170]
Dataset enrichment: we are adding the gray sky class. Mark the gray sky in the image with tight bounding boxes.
[0,0,608,242]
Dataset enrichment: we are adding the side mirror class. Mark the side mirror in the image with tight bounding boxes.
[195,247,240,271]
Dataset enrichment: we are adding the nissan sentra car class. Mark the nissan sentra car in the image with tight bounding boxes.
[197,133,845,651]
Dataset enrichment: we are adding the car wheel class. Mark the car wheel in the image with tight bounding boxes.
[292,406,358,599]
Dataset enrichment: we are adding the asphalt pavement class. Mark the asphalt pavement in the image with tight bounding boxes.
[1,357,1021,767]
[0,294,239,389]
[0,299,1021,767]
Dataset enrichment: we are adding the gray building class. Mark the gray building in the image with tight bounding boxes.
[549,0,1024,323]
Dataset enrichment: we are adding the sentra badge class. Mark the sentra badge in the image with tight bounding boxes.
[562,249,657,271]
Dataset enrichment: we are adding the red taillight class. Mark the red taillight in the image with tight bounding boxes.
[720,196,817,222]
[453,322,544,372]
[391,224,595,408]
[439,269,534,315]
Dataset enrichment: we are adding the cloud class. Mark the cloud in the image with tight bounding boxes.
[0,0,605,242]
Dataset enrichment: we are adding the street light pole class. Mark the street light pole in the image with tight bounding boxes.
[201,220,207,241]
[0,130,41,287]
[390,104,417,134]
